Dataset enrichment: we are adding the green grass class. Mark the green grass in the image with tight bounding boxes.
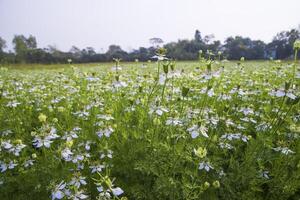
[0,60,300,200]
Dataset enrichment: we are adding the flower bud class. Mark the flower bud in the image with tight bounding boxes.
[38,113,47,123]
[203,182,210,190]
[213,180,220,188]
[194,147,207,158]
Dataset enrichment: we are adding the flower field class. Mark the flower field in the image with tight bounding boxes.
[0,56,300,199]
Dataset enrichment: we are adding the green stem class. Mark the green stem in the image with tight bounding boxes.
[161,73,168,103]
[293,50,297,78]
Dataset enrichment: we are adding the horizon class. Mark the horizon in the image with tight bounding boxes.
[1,0,300,52]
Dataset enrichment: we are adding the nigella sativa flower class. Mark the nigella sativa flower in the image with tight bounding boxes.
[96,127,114,138]
[199,161,214,172]
[272,147,295,155]
[187,125,208,138]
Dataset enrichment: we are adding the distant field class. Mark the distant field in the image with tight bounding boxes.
[0,60,300,199]
[2,60,294,71]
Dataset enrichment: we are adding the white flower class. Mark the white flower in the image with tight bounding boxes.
[2,141,13,149]
[112,81,127,88]
[96,127,114,138]
[8,160,18,169]
[199,162,214,172]
[23,159,34,168]
[73,111,90,120]
[240,107,254,116]
[207,89,214,97]
[219,142,234,150]
[97,114,114,121]
[71,190,88,200]
[52,181,66,200]
[86,77,100,82]
[62,131,78,141]
[111,187,124,196]
[6,101,21,108]
[149,106,169,116]
[32,127,59,149]
[111,66,122,71]
[97,186,111,198]
[0,130,13,136]
[165,118,183,126]
[187,125,208,138]
[159,74,166,85]
[220,133,249,142]
[100,150,113,159]
[72,154,84,163]
[0,162,7,173]
[7,143,27,156]
[69,176,87,188]
[33,136,52,148]
[90,164,105,173]
[97,186,124,197]
[151,55,167,61]
[52,190,64,200]
[286,92,296,100]
[259,171,270,179]
[272,147,295,155]
[85,141,91,151]
[61,148,73,161]
[275,90,285,97]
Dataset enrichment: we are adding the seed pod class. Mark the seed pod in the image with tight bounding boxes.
[294,40,300,50]
[163,63,169,74]
[182,87,190,97]
[206,61,212,72]
[170,62,175,71]
[138,86,143,93]
[285,81,291,91]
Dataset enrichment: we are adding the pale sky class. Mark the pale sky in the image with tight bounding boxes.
[0,0,299,52]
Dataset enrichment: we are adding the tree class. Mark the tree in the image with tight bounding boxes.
[0,37,7,62]
[26,35,37,49]
[267,29,300,59]
[223,36,266,60]
[203,34,215,44]
[12,35,28,63]
[0,37,6,52]
[69,46,82,61]
[149,38,164,47]
[12,34,37,63]
[194,30,202,43]
[106,45,128,61]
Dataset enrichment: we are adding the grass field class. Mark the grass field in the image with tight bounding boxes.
[0,60,300,200]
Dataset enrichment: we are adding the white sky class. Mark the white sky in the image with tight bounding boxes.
[0,0,299,52]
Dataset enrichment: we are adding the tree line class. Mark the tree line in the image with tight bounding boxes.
[0,27,299,64]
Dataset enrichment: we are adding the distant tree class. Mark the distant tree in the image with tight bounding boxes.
[250,40,266,59]
[0,37,6,52]
[194,30,202,43]
[223,36,266,60]
[3,27,300,64]
[0,37,7,62]
[69,46,82,61]
[80,47,97,63]
[149,38,164,47]
[267,29,300,59]
[12,34,37,63]
[86,47,96,56]
[165,40,199,60]
[203,34,215,44]
[106,45,128,61]
[12,35,28,63]
[26,35,37,49]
